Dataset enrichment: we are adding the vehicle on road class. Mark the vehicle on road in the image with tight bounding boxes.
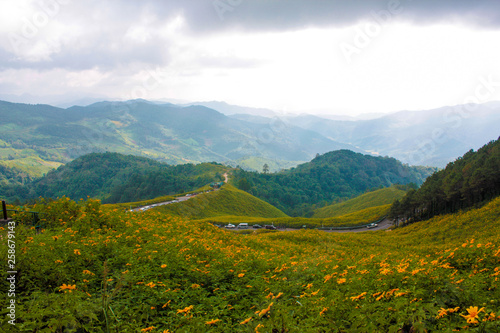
[237,223,249,229]
[367,223,378,229]
[264,225,277,230]
[226,224,236,229]
[252,224,262,229]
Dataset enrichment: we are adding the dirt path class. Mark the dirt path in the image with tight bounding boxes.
[223,172,228,183]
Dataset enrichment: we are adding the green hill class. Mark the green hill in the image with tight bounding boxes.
[233,150,435,216]
[313,187,407,218]
[156,184,288,220]
[390,137,500,223]
[0,152,227,203]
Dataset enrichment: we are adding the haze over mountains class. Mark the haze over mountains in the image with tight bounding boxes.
[0,99,498,178]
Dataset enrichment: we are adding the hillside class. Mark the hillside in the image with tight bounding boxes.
[0,152,227,204]
[390,137,500,223]
[3,193,499,331]
[233,150,435,216]
[0,99,360,175]
[313,187,407,218]
[156,184,288,219]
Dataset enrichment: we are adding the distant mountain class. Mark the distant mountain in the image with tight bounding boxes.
[286,102,500,167]
[232,149,436,216]
[183,101,279,117]
[0,100,362,173]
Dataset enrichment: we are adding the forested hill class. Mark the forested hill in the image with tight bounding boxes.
[0,152,226,204]
[232,149,435,216]
[389,137,500,223]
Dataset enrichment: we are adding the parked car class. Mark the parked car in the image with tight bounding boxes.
[226,224,236,229]
[237,223,249,229]
[264,225,277,230]
[252,224,263,229]
[366,223,378,229]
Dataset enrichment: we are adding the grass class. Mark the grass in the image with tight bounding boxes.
[156,184,288,219]
[313,187,407,218]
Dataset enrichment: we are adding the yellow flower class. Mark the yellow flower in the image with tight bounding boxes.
[258,302,273,317]
[337,278,346,284]
[320,307,328,316]
[59,284,76,293]
[350,292,367,301]
[460,306,485,324]
[161,264,167,268]
[240,317,252,325]
[205,319,220,325]
[436,308,448,319]
[82,270,94,275]
[238,273,245,277]
[141,327,155,332]
[177,305,193,314]
[74,249,81,255]
[55,260,63,264]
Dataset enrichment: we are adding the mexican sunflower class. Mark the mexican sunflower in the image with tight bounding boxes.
[460,306,485,324]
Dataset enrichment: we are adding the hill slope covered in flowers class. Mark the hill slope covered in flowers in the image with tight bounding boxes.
[1,195,499,332]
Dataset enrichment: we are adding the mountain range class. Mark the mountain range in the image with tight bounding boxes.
[0,99,498,181]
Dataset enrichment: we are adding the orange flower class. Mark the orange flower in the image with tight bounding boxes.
[59,284,76,293]
[141,327,155,332]
[258,303,273,317]
[161,264,167,268]
[205,319,220,325]
[177,305,193,315]
[320,307,328,316]
[74,249,81,255]
[460,306,485,324]
[238,273,245,278]
[240,317,252,325]
[337,278,346,284]
[350,292,367,301]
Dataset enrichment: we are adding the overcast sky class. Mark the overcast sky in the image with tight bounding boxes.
[1,0,500,115]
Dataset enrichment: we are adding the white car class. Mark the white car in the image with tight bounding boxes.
[226,224,236,229]
[366,223,378,229]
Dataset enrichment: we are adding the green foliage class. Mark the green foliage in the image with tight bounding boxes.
[390,137,500,223]
[233,150,434,216]
[2,195,499,332]
[314,187,407,218]
[0,152,227,204]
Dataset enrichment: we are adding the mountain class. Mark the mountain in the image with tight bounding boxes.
[286,102,500,167]
[0,152,227,203]
[183,100,279,117]
[0,100,362,174]
[232,149,436,216]
[389,136,500,223]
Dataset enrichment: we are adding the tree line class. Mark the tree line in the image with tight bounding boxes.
[389,137,500,224]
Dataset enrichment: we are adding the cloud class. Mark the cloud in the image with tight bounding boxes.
[1,0,499,72]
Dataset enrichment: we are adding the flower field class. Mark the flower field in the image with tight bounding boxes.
[1,196,500,332]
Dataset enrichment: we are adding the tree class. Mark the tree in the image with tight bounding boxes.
[238,178,252,192]
[262,164,269,174]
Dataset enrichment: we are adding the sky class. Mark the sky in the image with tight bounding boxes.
[1,0,500,116]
